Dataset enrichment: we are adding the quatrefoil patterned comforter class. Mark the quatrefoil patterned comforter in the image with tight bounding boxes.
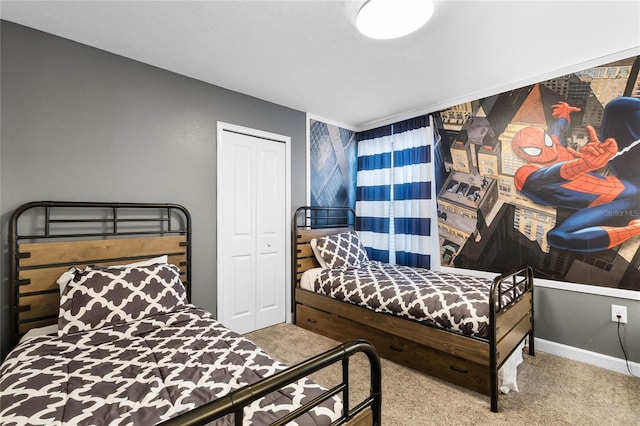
[314,261,523,339]
[0,306,341,425]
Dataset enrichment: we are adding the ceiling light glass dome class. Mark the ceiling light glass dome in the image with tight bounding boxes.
[356,0,435,40]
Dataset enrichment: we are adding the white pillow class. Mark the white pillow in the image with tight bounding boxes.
[120,254,168,268]
[56,255,169,293]
[310,238,328,269]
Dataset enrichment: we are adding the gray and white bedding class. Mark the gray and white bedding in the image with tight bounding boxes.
[312,261,522,340]
[307,230,527,393]
[1,262,341,425]
[301,264,525,393]
[309,231,527,340]
[0,306,341,425]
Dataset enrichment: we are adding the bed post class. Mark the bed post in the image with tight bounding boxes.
[488,276,499,413]
[291,206,307,325]
[528,265,536,356]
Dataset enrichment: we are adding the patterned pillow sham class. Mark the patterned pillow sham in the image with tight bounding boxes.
[58,263,187,335]
[56,255,169,293]
[314,231,369,269]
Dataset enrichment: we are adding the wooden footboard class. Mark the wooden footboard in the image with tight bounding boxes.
[292,206,535,412]
[489,265,535,411]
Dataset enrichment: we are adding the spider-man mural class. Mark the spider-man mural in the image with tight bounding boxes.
[513,97,640,252]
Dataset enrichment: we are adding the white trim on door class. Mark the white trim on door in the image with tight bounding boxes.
[216,121,292,328]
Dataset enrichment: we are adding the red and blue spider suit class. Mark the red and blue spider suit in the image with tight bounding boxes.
[512,99,640,252]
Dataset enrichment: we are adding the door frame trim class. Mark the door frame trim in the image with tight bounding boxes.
[216,121,292,327]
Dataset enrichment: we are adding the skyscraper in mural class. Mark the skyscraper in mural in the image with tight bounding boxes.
[309,120,357,209]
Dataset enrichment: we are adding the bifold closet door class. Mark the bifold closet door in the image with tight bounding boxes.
[219,129,286,334]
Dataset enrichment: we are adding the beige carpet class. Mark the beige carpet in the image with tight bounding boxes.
[245,323,640,425]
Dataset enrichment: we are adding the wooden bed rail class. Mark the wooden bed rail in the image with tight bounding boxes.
[158,339,382,426]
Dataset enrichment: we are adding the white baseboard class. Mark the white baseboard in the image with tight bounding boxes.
[535,338,639,376]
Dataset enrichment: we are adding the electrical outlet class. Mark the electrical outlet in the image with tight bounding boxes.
[611,304,627,323]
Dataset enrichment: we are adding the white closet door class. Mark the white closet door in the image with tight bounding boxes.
[256,142,286,329]
[219,128,286,334]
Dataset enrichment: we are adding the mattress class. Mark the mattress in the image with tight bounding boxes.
[311,261,524,340]
[301,268,323,291]
[0,305,342,425]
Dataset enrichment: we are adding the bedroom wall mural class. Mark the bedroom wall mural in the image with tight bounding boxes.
[309,119,357,210]
[432,55,640,291]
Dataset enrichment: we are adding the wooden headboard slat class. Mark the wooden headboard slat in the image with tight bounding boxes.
[297,244,315,258]
[297,257,320,275]
[15,238,190,331]
[18,268,65,294]
[18,235,187,268]
[19,293,59,321]
[18,254,188,295]
[296,227,352,244]
[19,318,57,335]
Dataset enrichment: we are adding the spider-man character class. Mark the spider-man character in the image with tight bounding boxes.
[513,99,640,252]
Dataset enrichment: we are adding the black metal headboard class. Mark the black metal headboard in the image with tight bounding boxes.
[8,201,191,347]
[293,206,356,231]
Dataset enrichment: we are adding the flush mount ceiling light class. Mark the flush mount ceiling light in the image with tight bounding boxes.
[356,0,434,40]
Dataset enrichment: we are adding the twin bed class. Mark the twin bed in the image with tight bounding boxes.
[293,206,535,413]
[1,201,381,425]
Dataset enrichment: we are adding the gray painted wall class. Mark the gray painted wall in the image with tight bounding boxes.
[0,21,307,357]
[1,21,638,367]
[535,287,639,363]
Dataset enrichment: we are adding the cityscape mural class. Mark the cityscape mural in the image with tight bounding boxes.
[308,119,357,210]
[433,55,640,291]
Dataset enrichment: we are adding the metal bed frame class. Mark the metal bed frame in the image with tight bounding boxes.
[292,206,535,412]
[7,201,382,425]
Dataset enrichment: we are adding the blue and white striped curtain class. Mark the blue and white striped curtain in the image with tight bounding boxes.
[356,134,393,262]
[393,125,433,268]
[356,116,433,268]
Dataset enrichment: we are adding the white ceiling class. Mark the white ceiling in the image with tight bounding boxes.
[1,0,639,131]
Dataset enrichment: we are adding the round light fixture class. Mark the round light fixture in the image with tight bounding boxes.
[356,0,434,40]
